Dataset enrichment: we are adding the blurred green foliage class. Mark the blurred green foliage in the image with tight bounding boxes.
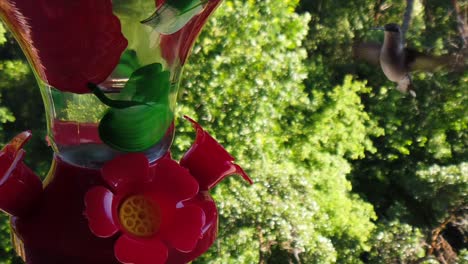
[0,0,467,263]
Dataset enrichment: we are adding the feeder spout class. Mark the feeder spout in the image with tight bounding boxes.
[0,131,43,217]
[180,116,252,190]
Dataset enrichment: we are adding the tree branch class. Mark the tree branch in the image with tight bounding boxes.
[425,205,467,263]
[402,0,414,44]
[452,0,468,50]
[373,0,385,23]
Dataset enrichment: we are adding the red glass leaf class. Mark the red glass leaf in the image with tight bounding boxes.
[160,0,222,65]
[0,0,127,93]
[180,116,252,190]
[0,132,42,216]
[1,130,31,154]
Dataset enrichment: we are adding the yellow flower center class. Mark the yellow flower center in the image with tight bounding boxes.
[118,195,161,237]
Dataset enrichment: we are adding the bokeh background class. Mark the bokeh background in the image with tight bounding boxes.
[0,0,466,263]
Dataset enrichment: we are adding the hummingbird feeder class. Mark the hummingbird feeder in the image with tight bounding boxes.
[0,0,252,263]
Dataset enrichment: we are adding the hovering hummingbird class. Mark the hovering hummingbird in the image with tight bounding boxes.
[354,23,465,96]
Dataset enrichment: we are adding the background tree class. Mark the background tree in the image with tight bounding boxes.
[298,0,467,262]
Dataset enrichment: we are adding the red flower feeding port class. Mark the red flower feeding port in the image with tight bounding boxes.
[0,1,252,263]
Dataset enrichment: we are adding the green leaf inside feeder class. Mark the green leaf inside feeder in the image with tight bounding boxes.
[120,63,171,103]
[114,50,141,78]
[141,0,207,34]
[89,62,173,152]
[167,0,206,13]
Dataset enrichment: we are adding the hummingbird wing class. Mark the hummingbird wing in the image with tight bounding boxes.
[353,42,381,66]
[405,48,467,72]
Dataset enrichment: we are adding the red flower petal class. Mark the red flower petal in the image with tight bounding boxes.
[151,157,199,202]
[162,205,205,252]
[166,192,218,263]
[102,153,150,193]
[84,186,119,238]
[115,234,168,264]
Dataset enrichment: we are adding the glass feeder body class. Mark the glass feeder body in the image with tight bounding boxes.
[0,0,213,168]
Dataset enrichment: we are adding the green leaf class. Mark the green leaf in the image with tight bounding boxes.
[91,62,173,152]
[99,103,173,152]
[114,50,141,78]
[122,63,171,104]
[166,0,205,13]
[88,82,146,109]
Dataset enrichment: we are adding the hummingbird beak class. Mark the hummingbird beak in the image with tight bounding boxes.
[371,26,385,31]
